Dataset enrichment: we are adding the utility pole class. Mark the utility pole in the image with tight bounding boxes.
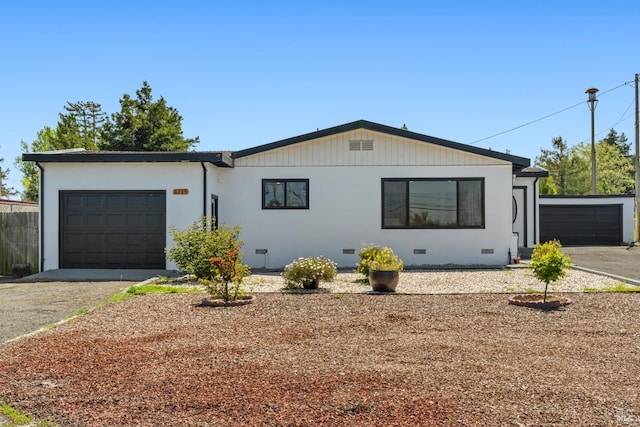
[586,87,599,194]
[635,73,639,243]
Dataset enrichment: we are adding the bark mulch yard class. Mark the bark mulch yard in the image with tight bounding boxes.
[0,292,639,426]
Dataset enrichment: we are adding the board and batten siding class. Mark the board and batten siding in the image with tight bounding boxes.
[223,128,514,269]
[235,129,508,168]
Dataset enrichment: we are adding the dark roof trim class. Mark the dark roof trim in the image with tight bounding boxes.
[232,119,531,168]
[22,151,234,168]
[540,194,634,199]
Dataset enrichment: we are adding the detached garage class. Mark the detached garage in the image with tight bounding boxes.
[60,191,166,269]
[539,195,635,246]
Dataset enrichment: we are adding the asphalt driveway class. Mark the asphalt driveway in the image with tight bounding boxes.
[561,246,640,284]
[0,280,133,343]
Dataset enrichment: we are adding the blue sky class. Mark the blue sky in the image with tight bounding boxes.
[1,1,639,194]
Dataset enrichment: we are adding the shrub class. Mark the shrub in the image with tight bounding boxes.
[529,240,572,302]
[356,244,383,277]
[202,247,251,302]
[282,256,337,289]
[368,246,404,272]
[166,218,251,302]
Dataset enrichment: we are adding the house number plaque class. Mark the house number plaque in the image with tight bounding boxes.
[173,189,189,195]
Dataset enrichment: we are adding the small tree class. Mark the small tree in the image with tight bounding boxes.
[529,240,572,302]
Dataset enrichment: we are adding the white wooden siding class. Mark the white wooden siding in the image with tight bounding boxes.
[236,129,508,168]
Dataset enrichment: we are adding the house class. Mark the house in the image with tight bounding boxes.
[22,120,546,271]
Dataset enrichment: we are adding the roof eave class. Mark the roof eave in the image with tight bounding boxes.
[232,119,530,166]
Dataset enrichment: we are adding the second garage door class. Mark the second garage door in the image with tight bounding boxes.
[539,204,622,246]
[60,191,166,269]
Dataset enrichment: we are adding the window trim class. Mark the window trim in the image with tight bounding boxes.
[262,179,310,209]
[381,178,485,229]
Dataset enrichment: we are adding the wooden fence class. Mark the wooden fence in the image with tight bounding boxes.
[0,212,39,276]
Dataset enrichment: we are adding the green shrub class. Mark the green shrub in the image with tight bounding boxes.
[368,246,404,272]
[282,256,337,289]
[529,240,572,302]
[356,244,383,277]
[166,218,251,302]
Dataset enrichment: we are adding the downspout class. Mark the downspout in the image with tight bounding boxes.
[37,162,44,272]
[533,177,539,245]
[200,162,207,220]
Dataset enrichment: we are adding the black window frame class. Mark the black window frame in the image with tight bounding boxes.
[381,178,485,229]
[262,179,310,209]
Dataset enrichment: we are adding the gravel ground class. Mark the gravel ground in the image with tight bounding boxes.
[244,267,623,294]
[0,268,638,426]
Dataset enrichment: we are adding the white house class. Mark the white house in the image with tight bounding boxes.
[23,120,546,271]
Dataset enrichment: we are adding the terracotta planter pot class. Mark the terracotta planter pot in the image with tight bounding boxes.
[199,295,255,307]
[508,294,571,310]
[368,270,400,292]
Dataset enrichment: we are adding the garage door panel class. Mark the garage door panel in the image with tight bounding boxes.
[540,204,621,246]
[61,191,166,269]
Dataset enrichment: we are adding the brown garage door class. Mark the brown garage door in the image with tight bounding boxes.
[60,191,166,268]
[539,204,622,246]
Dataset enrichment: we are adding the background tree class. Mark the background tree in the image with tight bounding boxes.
[63,101,105,149]
[573,141,634,194]
[535,136,575,194]
[99,81,199,151]
[536,133,634,195]
[16,127,57,201]
[0,147,17,197]
[601,128,630,156]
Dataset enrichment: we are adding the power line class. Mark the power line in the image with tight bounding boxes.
[468,81,634,145]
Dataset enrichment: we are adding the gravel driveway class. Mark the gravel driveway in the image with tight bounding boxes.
[0,280,133,343]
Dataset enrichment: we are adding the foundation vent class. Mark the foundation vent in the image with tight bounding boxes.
[255,249,268,255]
[413,249,427,255]
[481,249,494,254]
[342,249,356,254]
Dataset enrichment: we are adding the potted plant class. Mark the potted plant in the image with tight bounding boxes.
[368,246,403,292]
[355,244,382,279]
[509,240,572,309]
[282,256,337,290]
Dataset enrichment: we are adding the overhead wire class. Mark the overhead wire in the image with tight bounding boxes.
[468,80,634,146]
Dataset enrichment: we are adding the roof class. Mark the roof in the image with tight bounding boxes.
[232,119,532,170]
[22,150,234,167]
[21,120,533,171]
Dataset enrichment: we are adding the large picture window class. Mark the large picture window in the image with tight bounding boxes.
[382,178,484,228]
[262,179,309,209]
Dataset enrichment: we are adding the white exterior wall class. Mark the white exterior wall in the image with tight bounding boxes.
[220,129,515,269]
[40,162,217,271]
[219,165,513,268]
[539,195,635,244]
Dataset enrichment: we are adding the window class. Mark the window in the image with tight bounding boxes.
[382,178,484,228]
[262,179,309,209]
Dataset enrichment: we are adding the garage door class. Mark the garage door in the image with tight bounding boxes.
[539,204,622,246]
[60,191,166,268]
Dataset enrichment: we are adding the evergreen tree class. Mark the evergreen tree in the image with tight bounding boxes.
[0,148,17,197]
[535,136,574,194]
[602,128,630,156]
[16,127,57,201]
[99,81,199,151]
[63,101,105,149]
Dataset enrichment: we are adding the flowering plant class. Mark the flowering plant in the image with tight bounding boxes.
[282,256,337,289]
[368,246,403,272]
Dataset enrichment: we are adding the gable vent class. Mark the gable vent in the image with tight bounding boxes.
[349,140,374,151]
